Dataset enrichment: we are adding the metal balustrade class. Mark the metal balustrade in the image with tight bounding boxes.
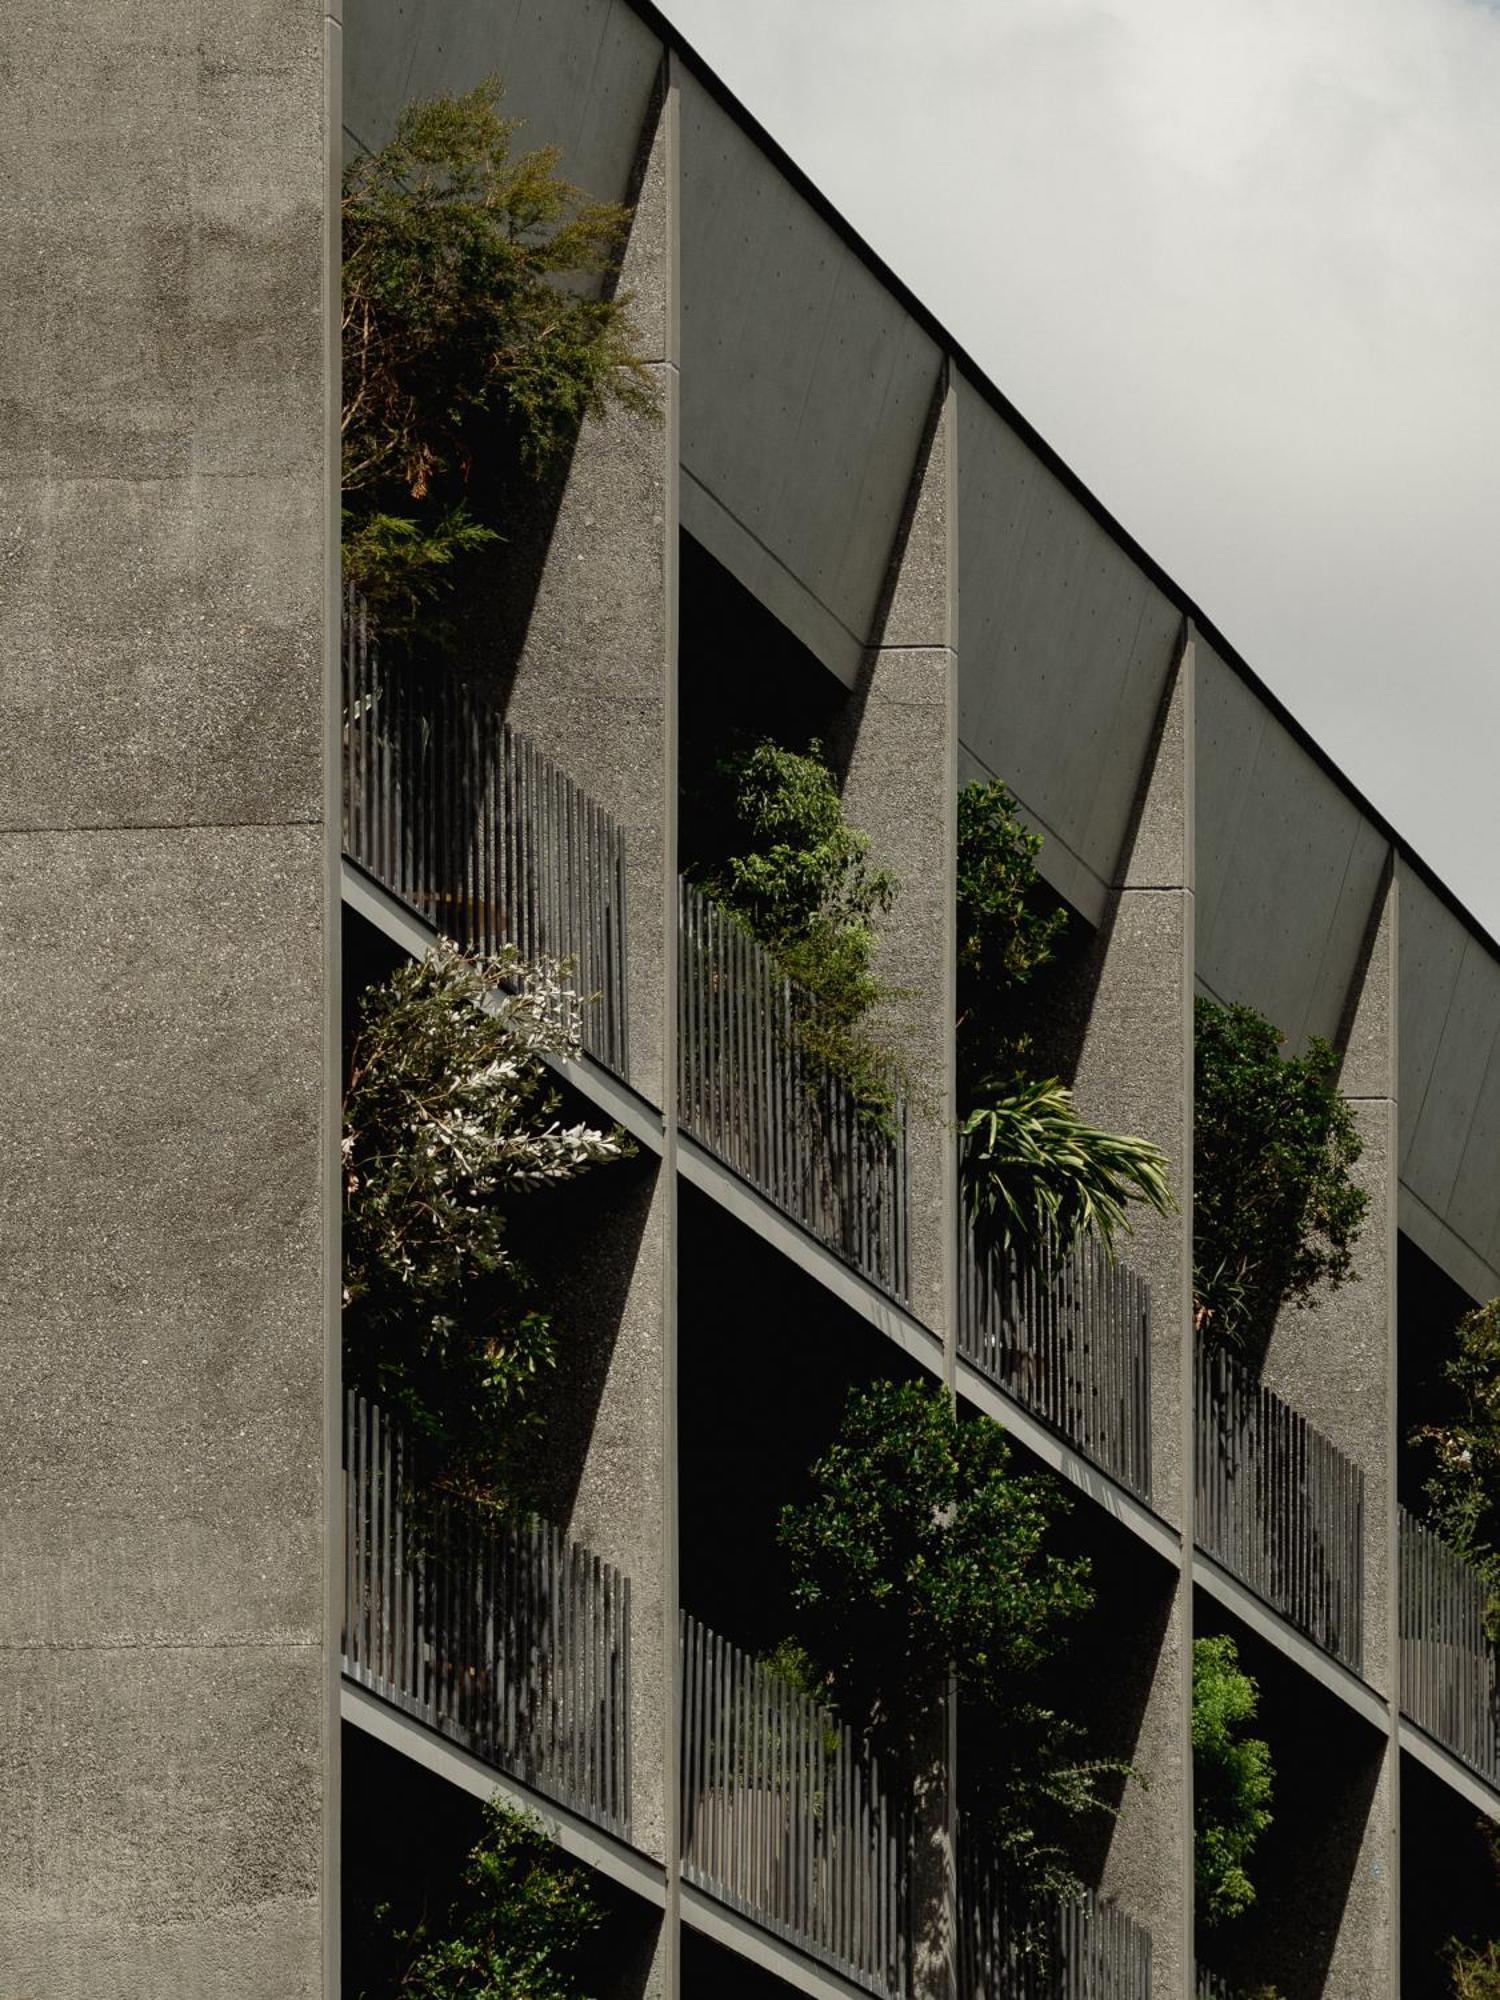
[678,879,911,1304]
[343,1392,631,1837]
[342,590,630,1074]
[957,1824,1153,1999]
[1195,1970,1249,1999]
[1195,1345,1364,1670]
[1399,1506,1500,1786]
[680,1613,909,1996]
[957,1201,1153,1500]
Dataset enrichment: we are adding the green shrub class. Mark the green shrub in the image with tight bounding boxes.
[342,78,653,630]
[779,1379,1119,1902]
[1193,1634,1274,1928]
[1412,1297,1500,1637]
[955,778,1173,1264]
[342,943,631,1505]
[956,778,1068,1103]
[1448,1939,1500,2000]
[1193,997,1366,1350]
[389,1797,602,1997]
[692,737,902,1120]
[961,1077,1173,1266]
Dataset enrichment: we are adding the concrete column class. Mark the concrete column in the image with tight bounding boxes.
[0,3,332,1994]
[838,374,959,1349]
[1261,867,1400,1998]
[1070,630,1196,1996]
[500,69,678,1114]
[488,69,681,1996]
[838,378,959,1999]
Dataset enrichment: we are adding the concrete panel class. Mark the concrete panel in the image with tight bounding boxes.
[1196,642,1390,1052]
[0,475,322,832]
[1400,864,1500,1290]
[838,385,956,1347]
[954,370,1181,921]
[344,0,663,205]
[679,69,941,688]
[0,1644,322,2000]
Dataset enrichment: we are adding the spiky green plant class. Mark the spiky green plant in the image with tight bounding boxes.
[961,1075,1174,1264]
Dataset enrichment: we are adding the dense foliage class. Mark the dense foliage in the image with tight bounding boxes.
[342,943,630,1502]
[1449,1940,1500,2000]
[692,738,902,1118]
[955,779,1172,1263]
[342,80,652,629]
[389,1798,603,1998]
[962,1078,1173,1266]
[1193,997,1367,1350]
[1412,1297,1500,1636]
[1193,1634,1275,1929]
[955,778,1068,1101]
[779,1379,1119,1902]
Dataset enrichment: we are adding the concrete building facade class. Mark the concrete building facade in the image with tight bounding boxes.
[7,1,1500,1996]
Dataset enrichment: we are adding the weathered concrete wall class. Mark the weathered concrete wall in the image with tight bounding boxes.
[1261,871,1400,1996]
[838,381,958,1344]
[1069,638,1196,1993]
[0,0,332,1989]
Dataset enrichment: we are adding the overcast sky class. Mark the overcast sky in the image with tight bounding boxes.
[659,0,1500,938]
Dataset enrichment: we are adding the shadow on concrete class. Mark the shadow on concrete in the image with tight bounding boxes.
[1194,1599,1384,2000]
[342,1723,662,2000]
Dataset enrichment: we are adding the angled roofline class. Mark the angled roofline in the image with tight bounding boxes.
[638,0,1500,969]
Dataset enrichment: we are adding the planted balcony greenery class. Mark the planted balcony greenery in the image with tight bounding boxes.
[385,1796,603,1998]
[342,942,631,1506]
[691,737,904,1123]
[778,1377,1122,1907]
[342,78,654,632]
[956,777,1173,1264]
[1411,1295,1500,1636]
[1193,1633,1274,1929]
[1449,1940,1500,2000]
[1193,997,1366,1351]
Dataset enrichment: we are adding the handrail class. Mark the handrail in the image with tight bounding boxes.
[343,1392,632,1837]
[679,1612,909,1996]
[1195,1345,1364,1671]
[957,1194,1152,1501]
[1399,1505,1500,1788]
[677,878,911,1305]
[342,589,630,1075]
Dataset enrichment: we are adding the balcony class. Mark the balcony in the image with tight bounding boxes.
[1195,1346,1364,1672]
[958,1198,1153,1502]
[678,880,911,1306]
[680,1612,909,1997]
[1399,1506,1500,1790]
[343,1393,632,1838]
[957,1819,1153,1999]
[342,593,630,1075]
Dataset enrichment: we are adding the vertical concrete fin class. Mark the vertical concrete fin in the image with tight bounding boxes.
[1069,625,1196,1998]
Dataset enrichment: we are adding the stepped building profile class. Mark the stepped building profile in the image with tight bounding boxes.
[6,1,1499,1995]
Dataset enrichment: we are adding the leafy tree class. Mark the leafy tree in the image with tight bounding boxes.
[342,942,630,1503]
[956,778,1068,1103]
[342,79,653,629]
[954,778,1173,1264]
[779,1378,1118,1902]
[1193,997,1367,1351]
[1412,1297,1500,1638]
[389,1797,603,1997]
[692,737,902,1119]
[1193,1634,1274,1929]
